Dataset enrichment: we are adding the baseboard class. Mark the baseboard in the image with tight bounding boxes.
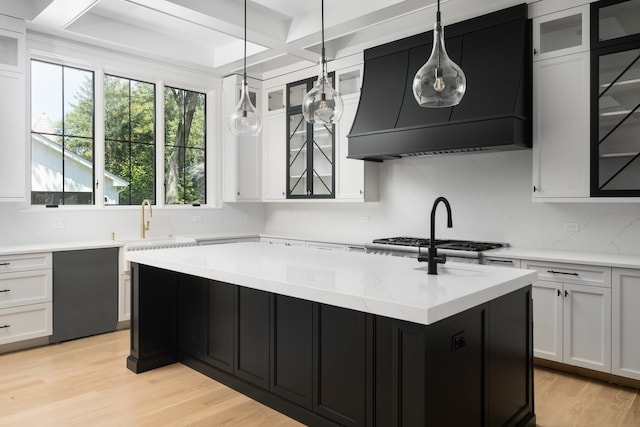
[534,358,640,390]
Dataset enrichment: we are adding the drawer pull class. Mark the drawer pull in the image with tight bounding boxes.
[0,262,10,266]
[0,289,10,293]
[547,270,579,276]
[487,259,513,264]
[0,325,10,329]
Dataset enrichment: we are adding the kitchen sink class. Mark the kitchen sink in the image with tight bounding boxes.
[116,236,197,251]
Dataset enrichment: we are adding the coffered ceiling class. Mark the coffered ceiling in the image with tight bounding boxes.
[2,0,530,79]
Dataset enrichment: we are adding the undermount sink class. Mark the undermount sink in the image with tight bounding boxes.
[415,264,483,277]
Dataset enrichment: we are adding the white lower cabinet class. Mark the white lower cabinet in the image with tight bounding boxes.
[525,260,612,373]
[0,252,53,345]
[612,268,640,380]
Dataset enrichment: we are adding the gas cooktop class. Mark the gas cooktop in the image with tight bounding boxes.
[372,237,505,252]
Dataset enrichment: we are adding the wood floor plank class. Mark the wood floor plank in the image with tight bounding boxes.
[1,330,639,426]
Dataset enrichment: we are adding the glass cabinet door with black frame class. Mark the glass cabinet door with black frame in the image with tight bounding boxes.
[286,74,335,199]
[591,0,640,196]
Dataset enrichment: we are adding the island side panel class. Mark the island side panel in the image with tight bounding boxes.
[127,263,178,373]
[486,286,536,427]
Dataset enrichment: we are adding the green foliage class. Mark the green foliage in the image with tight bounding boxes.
[60,73,205,205]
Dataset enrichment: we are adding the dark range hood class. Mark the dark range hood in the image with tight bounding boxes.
[348,4,531,161]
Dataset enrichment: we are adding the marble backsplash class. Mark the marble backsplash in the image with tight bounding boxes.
[265,150,640,256]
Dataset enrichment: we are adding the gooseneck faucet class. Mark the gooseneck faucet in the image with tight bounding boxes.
[426,196,453,275]
[141,199,152,239]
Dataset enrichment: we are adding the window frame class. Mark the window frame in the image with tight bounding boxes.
[30,59,96,206]
[27,51,217,210]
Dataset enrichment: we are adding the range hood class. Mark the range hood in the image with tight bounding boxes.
[348,4,531,161]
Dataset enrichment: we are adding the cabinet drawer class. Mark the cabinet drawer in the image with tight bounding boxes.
[0,302,52,345]
[522,260,611,288]
[483,257,521,268]
[0,269,53,309]
[0,252,52,273]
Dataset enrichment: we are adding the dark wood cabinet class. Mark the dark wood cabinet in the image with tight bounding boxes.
[314,304,369,426]
[375,307,483,426]
[235,286,270,389]
[178,274,208,359]
[130,264,535,427]
[207,280,235,373]
[270,294,313,408]
[486,287,534,427]
[128,264,178,373]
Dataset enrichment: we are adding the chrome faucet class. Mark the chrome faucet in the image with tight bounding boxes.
[418,196,453,275]
[140,199,152,239]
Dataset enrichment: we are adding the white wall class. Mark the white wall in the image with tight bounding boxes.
[0,203,265,245]
[265,150,640,256]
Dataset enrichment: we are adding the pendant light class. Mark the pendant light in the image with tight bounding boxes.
[226,0,262,136]
[412,0,466,108]
[301,0,343,124]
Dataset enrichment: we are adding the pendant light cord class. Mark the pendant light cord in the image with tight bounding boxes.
[243,0,247,83]
[321,0,325,63]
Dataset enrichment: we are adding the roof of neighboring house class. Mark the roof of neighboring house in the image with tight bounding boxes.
[31,132,129,189]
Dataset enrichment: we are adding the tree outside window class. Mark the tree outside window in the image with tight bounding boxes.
[104,75,155,205]
[164,87,206,204]
[30,60,95,205]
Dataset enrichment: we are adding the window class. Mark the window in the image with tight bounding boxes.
[104,75,156,205]
[30,60,95,205]
[164,86,206,204]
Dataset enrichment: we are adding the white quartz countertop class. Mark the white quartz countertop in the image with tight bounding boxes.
[0,240,121,256]
[126,242,537,325]
[485,247,640,269]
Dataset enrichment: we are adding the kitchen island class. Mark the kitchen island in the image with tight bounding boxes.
[126,242,537,427]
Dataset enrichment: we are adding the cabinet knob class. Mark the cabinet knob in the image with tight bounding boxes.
[533,186,538,192]
[557,289,561,297]
[359,190,363,195]
[565,290,569,298]
[282,192,285,196]
[0,289,10,293]
[0,325,10,329]
[533,48,538,55]
[237,191,240,196]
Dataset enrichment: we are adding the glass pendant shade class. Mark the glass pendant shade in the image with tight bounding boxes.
[302,67,344,124]
[413,20,466,108]
[227,80,262,136]
[301,0,343,124]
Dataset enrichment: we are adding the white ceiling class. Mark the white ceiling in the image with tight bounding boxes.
[1,0,532,79]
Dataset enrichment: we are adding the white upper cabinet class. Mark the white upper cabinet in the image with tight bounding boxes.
[0,16,25,202]
[532,5,590,61]
[221,75,262,202]
[532,5,591,200]
[263,86,286,200]
[260,59,377,202]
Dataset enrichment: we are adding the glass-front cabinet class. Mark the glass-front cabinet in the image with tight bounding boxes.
[591,0,640,196]
[286,75,335,199]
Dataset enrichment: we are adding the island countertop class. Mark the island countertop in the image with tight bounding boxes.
[126,242,537,325]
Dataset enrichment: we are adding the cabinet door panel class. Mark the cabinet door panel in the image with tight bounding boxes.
[564,283,611,372]
[235,287,270,389]
[314,304,367,426]
[270,294,313,408]
[178,275,208,359]
[612,268,640,380]
[532,53,590,198]
[208,280,235,373]
[532,281,563,362]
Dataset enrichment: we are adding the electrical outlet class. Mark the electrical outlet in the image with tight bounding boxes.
[563,222,579,232]
[52,217,65,229]
[192,215,202,223]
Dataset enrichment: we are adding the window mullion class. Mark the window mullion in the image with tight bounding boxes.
[156,80,166,207]
[94,68,105,207]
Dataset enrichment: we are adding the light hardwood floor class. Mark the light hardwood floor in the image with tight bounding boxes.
[0,330,639,426]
